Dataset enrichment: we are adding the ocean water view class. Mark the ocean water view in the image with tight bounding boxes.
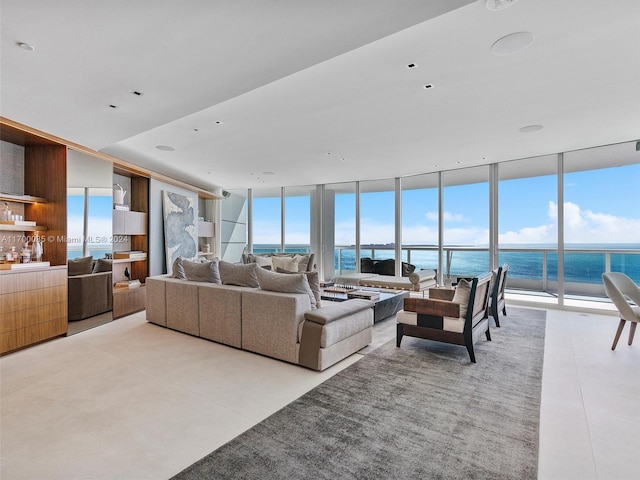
[255,244,640,286]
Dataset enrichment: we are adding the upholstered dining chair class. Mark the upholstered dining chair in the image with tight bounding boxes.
[488,264,509,327]
[602,272,640,350]
[396,273,492,363]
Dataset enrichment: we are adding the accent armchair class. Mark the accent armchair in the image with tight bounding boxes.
[396,273,493,363]
[602,272,640,350]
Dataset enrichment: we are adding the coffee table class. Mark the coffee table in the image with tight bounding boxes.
[320,288,409,323]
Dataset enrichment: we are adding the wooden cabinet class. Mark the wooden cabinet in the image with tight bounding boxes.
[113,285,146,319]
[113,210,147,235]
[0,266,67,354]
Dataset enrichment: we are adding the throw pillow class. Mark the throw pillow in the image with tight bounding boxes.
[219,261,259,288]
[182,258,221,284]
[172,257,186,279]
[254,255,273,269]
[68,256,94,276]
[452,278,471,319]
[92,258,112,273]
[272,255,299,272]
[401,261,416,276]
[374,258,395,276]
[256,267,316,309]
[276,267,322,308]
[293,254,310,272]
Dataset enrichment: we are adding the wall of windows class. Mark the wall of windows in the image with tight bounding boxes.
[224,140,639,304]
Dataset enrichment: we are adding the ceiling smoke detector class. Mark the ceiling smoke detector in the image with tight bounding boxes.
[485,0,518,11]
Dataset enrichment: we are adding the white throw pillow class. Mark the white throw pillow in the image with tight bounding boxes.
[272,256,299,272]
[254,255,273,269]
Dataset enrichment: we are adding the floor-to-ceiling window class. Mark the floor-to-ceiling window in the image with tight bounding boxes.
[325,182,356,277]
[498,154,558,294]
[252,187,282,253]
[284,185,312,253]
[359,178,396,269]
[220,189,248,262]
[67,187,112,260]
[442,166,489,278]
[563,141,640,297]
[401,173,439,271]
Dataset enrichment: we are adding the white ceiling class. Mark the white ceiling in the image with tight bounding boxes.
[2,0,639,191]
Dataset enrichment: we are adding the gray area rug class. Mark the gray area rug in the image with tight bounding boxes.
[173,307,546,480]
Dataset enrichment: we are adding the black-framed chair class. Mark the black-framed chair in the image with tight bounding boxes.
[489,264,509,327]
[396,273,492,363]
[602,272,640,350]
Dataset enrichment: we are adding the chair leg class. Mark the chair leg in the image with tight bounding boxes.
[396,323,404,347]
[485,327,491,342]
[493,306,501,328]
[628,322,637,346]
[502,305,507,316]
[465,343,476,363]
[612,319,626,350]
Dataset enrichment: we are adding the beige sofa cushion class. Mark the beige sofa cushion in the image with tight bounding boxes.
[256,266,316,309]
[219,261,259,287]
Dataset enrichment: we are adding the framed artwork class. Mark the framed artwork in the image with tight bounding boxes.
[162,190,197,268]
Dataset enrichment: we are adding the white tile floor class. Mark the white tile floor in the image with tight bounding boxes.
[1,305,639,480]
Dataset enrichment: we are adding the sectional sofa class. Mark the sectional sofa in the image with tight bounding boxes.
[146,258,374,371]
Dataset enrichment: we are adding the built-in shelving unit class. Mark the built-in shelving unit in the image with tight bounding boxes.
[1,120,68,354]
[111,168,149,319]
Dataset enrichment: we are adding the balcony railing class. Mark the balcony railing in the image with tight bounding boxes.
[333,245,640,299]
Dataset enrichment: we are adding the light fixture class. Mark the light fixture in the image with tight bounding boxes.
[17,42,35,51]
[407,63,417,69]
[485,0,518,11]
[491,32,534,56]
[155,145,175,151]
[519,124,544,133]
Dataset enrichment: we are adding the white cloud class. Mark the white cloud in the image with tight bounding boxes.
[501,201,640,244]
[426,211,467,222]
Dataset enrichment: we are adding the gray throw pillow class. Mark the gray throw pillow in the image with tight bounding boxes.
[452,279,471,319]
[219,261,259,288]
[182,258,221,284]
[172,257,186,279]
[68,256,94,276]
[92,258,112,273]
[276,267,321,308]
[256,267,316,309]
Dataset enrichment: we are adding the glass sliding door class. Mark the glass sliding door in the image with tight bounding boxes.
[442,166,489,278]
[498,154,558,294]
[359,178,396,272]
[563,141,640,297]
[401,173,439,272]
[325,182,356,278]
[284,185,312,253]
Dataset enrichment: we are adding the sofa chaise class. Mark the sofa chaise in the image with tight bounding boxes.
[146,258,373,371]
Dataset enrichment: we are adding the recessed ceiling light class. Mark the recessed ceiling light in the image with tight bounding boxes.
[215,121,222,125]
[485,0,518,11]
[155,145,175,151]
[423,84,434,89]
[407,63,417,69]
[491,32,534,55]
[262,171,275,176]
[108,104,118,109]
[17,42,35,51]
[130,90,144,96]
[519,124,544,133]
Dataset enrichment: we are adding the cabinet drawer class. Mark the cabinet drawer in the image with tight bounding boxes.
[0,301,67,334]
[1,316,67,353]
[0,285,66,315]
